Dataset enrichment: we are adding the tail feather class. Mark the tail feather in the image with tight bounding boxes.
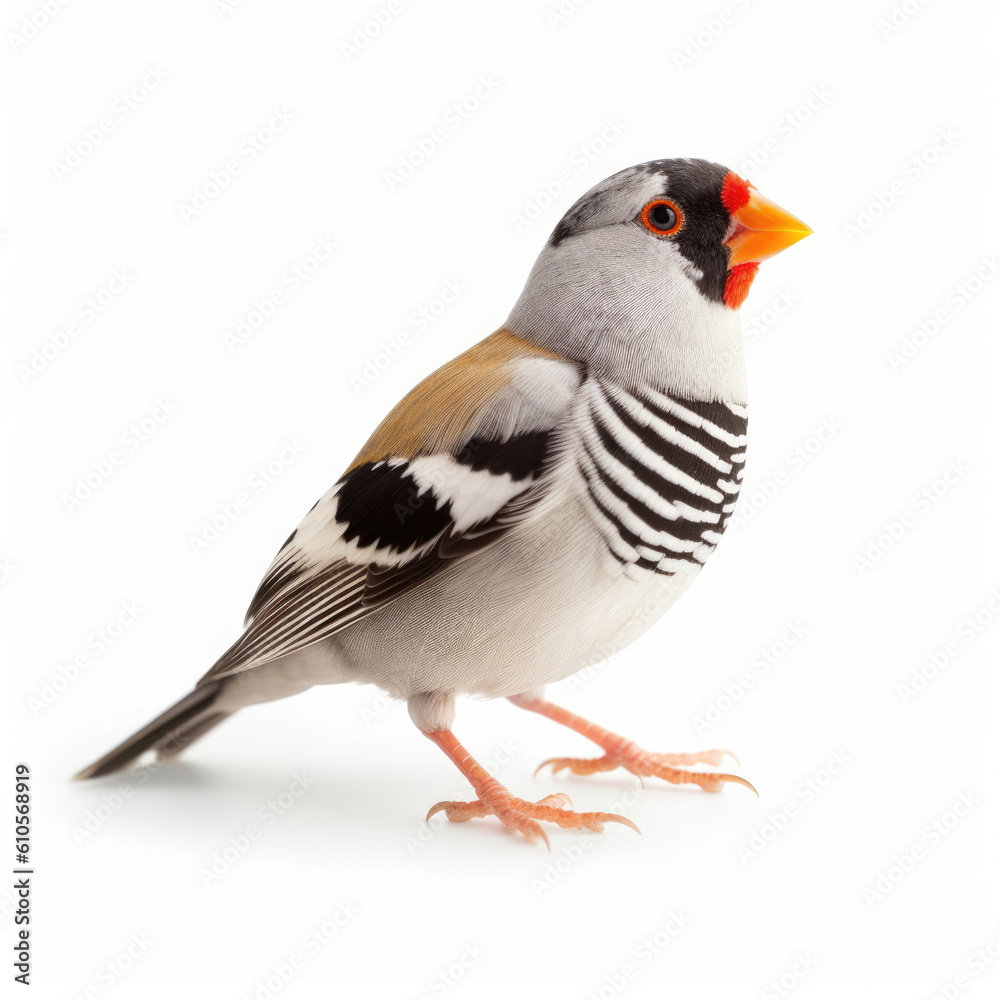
[74,681,228,780]
[155,710,230,761]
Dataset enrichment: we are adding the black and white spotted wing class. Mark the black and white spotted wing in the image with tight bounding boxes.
[577,380,747,576]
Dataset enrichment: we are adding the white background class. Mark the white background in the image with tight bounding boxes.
[4,0,999,997]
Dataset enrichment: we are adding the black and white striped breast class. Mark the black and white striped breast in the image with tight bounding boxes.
[576,380,747,578]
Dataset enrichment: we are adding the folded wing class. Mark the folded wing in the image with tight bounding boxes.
[199,330,581,684]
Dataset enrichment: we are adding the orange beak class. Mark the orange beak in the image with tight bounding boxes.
[724,189,812,267]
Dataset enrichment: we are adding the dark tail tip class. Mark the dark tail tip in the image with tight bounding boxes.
[74,682,224,781]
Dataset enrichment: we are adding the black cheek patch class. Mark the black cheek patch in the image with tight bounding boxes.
[647,160,731,304]
[337,461,453,552]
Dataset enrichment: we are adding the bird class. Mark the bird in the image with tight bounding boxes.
[76,158,811,847]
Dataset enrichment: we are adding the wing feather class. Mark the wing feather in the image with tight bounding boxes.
[198,332,581,685]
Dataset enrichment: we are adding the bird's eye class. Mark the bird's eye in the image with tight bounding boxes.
[638,199,683,236]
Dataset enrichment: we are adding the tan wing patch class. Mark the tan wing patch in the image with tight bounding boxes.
[348,328,564,470]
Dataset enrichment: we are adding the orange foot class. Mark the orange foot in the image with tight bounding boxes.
[427,789,638,849]
[509,694,758,795]
[536,745,756,793]
[422,729,640,848]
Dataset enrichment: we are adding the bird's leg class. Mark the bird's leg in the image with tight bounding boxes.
[508,693,756,794]
[420,728,639,848]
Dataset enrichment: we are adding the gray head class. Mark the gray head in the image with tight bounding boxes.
[505,158,810,398]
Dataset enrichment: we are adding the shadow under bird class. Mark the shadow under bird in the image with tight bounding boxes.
[77,158,811,847]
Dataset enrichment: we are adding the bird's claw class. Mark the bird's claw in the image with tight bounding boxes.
[537,747,757,796]
[426,786,640,848]
[535,753,620,778]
